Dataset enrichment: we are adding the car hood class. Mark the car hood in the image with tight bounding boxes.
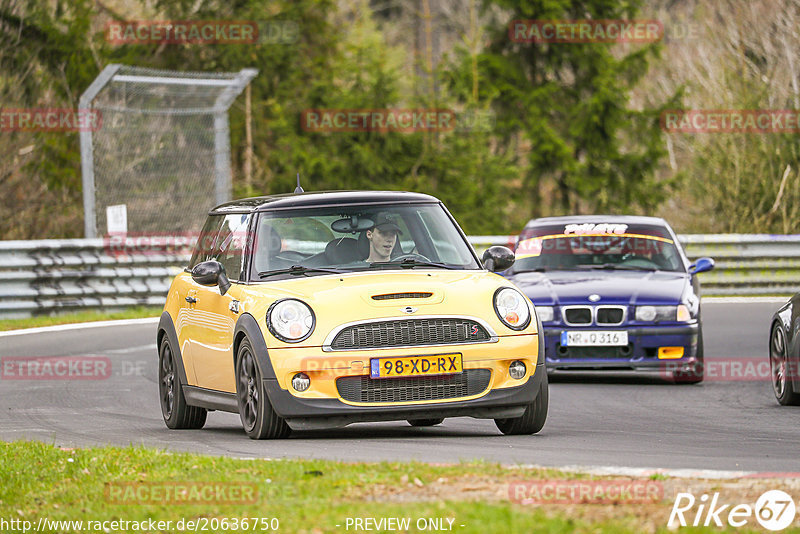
[234,269,530,348]
[506,269,689,306]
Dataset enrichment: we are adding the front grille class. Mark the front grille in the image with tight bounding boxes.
[329,318,491,350]
[372,292,433,300]
[336,369,491,403]
[596,307,625,325]
[564,307,592,325]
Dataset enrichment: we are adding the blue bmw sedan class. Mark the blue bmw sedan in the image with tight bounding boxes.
[503,216,714,383]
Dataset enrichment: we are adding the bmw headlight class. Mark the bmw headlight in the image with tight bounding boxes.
[534,305,555,323]
[267,299,315,342]
[494,288,531,330]
[635,305,692,323]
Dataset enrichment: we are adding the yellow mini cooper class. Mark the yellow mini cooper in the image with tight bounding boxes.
[157,191,547,439]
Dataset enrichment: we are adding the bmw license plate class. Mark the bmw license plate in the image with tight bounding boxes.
[561,331,628,347]
[370,353,462,379]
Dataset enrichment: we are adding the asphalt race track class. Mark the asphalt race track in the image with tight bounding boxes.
[2,300,798,473]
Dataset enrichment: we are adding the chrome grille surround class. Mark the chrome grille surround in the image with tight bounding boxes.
[562,306,593,326]
[561,305,627,326]
[372,292,433,300]
[595,305,626,326]
[322,315,498,352]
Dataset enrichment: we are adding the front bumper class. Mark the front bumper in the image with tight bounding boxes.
[264,366,546,430]
[543,323,700,370]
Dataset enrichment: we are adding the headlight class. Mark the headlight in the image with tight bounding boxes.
[635,305,693,323]
[267,299,315,342]
[635,305,658,322]
[535,305,554,323]
[494,288,531,330]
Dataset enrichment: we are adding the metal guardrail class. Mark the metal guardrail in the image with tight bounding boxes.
[0,235,798,318]
[0,239,188,318]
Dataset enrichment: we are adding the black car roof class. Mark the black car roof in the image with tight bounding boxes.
[210,190,440,214]
[523,214,669,228]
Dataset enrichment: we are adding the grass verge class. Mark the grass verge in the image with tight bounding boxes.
[0,307,161,332]
[1,441,794,533]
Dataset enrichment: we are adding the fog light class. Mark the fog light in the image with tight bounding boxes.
[509,360,526,380]
[658,347,685,360]
[292,372,310,392]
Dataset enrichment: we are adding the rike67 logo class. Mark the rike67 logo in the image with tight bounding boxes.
[669,490,797,531]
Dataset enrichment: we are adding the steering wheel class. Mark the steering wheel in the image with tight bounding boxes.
[391,253,431,262]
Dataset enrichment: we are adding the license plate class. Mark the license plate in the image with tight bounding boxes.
[561,331,628,347]
[370,353,463,379]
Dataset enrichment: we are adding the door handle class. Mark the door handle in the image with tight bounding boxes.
[185,296,197,303]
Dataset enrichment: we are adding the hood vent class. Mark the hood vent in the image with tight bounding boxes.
[372,292,433,300]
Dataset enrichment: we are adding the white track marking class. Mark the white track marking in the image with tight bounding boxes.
[0,317,159,337]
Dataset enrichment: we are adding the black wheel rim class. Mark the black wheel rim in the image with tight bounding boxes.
[770,326,787,398]
[238,349,259,432]
[159,343,175,418]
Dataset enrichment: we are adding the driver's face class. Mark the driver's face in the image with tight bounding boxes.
[367,227,398,261]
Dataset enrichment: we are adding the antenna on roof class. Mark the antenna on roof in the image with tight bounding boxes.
[294,172,304,194]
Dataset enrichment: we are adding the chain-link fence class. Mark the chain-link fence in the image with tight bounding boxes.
[79,65,257,238]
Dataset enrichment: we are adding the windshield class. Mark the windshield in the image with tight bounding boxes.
[249,203,480,280]
[511,222,685,273]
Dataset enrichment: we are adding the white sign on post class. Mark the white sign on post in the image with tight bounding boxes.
[106,204,128,235]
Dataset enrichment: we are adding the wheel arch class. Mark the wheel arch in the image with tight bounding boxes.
[157,311,188,385]
[233,313,278,381]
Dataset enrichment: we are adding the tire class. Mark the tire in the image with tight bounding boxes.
[158,336,207,429]
[770,323,800,406]
[673,329,704,384]
[407,418,444,427]
[235,338,291,439]
[495,371,548,435]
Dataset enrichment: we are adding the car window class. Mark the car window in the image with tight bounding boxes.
[189,214,223,268]
[512,222,685,273]
[188,213,251,280]
[251,203,480,280]
[417,209,474,265]
[216,214,251,281]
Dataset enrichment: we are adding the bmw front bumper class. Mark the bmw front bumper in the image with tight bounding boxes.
[542,323,700,370]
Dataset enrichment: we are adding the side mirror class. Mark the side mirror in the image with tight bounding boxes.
[688,257,715,275]
[482,246,515,272]
[191,260,232,296]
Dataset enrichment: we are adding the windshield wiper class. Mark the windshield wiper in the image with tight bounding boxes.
[258,265,346,278]
[369,258,454,270]
[577,263,657,271]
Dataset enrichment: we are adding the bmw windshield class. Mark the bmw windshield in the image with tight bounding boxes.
[510,222,685,273]
[250,203,481,280]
